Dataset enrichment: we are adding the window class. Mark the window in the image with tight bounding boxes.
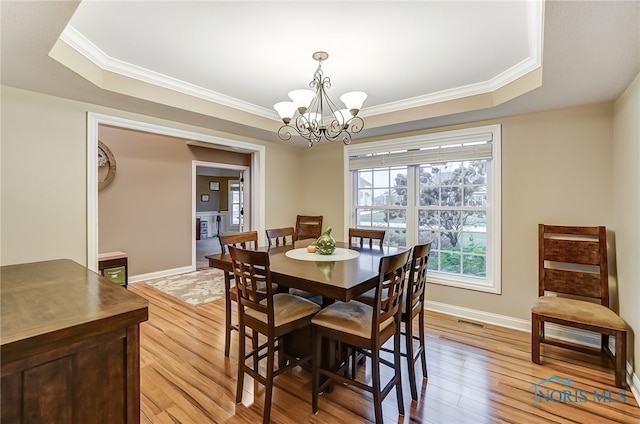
[346,125,501,293]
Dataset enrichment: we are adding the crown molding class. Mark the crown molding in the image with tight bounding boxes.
[60,26,277,120]
[363,1,544,117]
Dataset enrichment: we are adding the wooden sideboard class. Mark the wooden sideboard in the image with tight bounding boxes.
[1,259,149,423]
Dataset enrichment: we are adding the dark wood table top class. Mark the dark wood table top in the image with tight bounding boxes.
[206,240,408,302]
[1,259,149,363]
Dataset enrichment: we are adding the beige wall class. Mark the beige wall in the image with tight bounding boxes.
[196,175,233,212]
[613,71,640,374]
[263,141,308,228]
[1,87,88,265]
[98,125,250,275]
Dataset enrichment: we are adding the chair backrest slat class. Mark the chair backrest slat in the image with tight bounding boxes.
[349,228,386,249]
[295,215,323,241]
[543,239,601,265]
[266,227,295,248]
[219,231,259,254]
[538,224,608,305]
[543,269,602,298]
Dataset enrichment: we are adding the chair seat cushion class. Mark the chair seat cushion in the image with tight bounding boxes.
[532,296,627,330]
[289,288,323,305]
[312,300,393,339]
[246,293,320,327]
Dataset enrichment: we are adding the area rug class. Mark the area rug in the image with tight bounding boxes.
[144,268,226,306]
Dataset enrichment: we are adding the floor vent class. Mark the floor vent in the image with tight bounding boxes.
[457,319,485,329]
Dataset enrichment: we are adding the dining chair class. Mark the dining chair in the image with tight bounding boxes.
[311,249,412,424]
[265,227,296,248]
[229,246,321,424]
[348,228,386,249]
[355,242,432,401]
[218,231,259,357]
[531,224,628,388]
[394,242,431,400]
[295,215,323,241]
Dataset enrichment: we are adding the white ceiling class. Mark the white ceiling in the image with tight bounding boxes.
[1,1,639,145]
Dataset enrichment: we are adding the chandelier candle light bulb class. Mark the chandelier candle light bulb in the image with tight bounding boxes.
[274,51,367,146]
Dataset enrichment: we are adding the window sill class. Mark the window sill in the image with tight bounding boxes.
[427,274,501,294]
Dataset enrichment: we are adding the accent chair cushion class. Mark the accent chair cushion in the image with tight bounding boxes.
[532,296,627,330]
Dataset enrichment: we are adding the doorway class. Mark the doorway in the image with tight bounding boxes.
[87,112,266,275]
[194,163,249,268]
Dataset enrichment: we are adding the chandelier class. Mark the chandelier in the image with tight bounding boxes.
[274,51,367,147]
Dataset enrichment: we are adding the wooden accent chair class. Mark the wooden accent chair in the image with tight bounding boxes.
[265,227,296,248]
[311,249,412,423]
[218,231,259,357]
[295,215,323,241]
[229,247,320,424]
[531,224,628,388]
[348,228,386,249]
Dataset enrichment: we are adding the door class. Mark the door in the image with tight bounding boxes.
[228,175,245,232]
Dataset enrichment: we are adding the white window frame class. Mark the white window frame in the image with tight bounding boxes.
[344,124,501,294]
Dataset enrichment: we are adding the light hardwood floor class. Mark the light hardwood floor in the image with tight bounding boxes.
[130,283,640,423]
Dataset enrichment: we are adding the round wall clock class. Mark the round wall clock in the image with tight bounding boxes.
[98,141,116,190]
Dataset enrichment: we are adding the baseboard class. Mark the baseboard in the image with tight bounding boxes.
[425,300,531,332]
[129,265,195,284]
[424,300,639,404]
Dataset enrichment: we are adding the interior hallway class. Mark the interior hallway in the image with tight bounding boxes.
[196,236,221,269]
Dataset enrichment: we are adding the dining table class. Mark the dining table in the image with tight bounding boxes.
[206,238,409,390]
[206,238,408,306]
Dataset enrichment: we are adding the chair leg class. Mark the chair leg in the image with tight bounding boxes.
[394,329,405,417]
[235,321,245,403]
[252,331,259,372]
[404,318,418,401]
[350,346,358,380]
[263,336,276,424]
[531,313,541,364]
[224,272,233,357]
[614,330,627,389]
[311,327,320,414]
[601,334,609,353]
[418,308,428,379]
[371,347,383,424]
[278,336,286,369]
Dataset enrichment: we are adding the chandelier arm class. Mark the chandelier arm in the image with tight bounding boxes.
[346,116,365,134]
[277,125,293,141]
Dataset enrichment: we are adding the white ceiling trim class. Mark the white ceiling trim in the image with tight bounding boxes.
[363,1,544,117]
[363,56,542,117]
[60,25,276,120]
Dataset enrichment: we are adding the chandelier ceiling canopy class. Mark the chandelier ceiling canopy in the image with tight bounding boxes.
[274,52,367,147]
